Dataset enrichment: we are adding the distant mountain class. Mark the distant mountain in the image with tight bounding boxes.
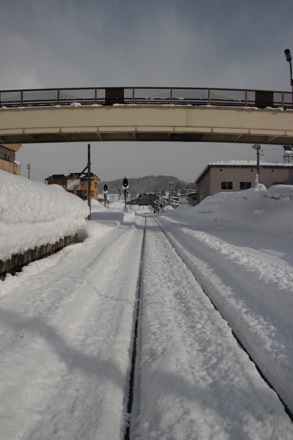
[99,175,195,197]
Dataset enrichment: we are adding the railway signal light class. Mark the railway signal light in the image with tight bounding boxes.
[123,177,129,189]
[103,184,108,193]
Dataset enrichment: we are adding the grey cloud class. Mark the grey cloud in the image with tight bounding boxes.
[1,0,292,182]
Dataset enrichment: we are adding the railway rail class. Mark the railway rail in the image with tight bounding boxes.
[123,215,292,438]
[152,216,293,421]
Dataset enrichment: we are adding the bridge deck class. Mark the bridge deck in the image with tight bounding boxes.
[1,86,293,145]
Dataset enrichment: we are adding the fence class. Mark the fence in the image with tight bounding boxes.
[0,86,292,109]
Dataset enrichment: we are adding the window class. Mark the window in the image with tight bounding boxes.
[221,182,233,190]
[240,182,252,190]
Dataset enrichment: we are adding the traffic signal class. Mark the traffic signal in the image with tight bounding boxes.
[104,184,108,192]
[123,177,129,188]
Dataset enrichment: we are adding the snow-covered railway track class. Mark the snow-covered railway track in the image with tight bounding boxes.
[0,221,145,440]
[126,215,293,439]
[155,214,293,420]
[153,216,293,421]
[124,217,146,440]
[1,211,293,440]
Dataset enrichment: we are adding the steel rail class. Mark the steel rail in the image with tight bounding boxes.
[124,216,146,440]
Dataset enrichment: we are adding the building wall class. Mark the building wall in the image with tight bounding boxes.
[0,145,16,162]
[46,173,99,200]
[0,158,21,175]
[80,178,98,199]
[209,166,256,195]
[197,168,211,202]
[197,165,293,202]
[260,167,293,186]
[179,195,189,204]
[0,145,21,175]
[188,193,197,206]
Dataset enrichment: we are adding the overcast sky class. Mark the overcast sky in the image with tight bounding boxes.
[1,0,293,183]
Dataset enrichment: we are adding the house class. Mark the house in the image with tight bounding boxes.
[179,192,197,206]
[45,172,100,200]
[0,143,21,175]
[196,161,293,203]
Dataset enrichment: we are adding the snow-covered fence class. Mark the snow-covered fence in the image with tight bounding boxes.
[0,171,89,277]
[0,234,78,277]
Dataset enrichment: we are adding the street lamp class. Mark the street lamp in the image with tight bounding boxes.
[284,48,293,106]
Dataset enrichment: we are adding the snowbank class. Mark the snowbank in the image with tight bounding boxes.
[172,184,293,237]
[0,170,89,261]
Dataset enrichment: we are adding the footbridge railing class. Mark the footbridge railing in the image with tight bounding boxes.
[0,86,292,109]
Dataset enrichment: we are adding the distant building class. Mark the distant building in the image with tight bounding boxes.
[283,145,293,163]
[196,161,293,203]
[179,191,197,206]
[45,172,100,200]
[0,143,21,175]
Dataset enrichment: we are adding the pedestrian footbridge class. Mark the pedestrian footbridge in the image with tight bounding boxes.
[0,86,293,145]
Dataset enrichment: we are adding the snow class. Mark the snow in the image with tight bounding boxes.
[184,183,293,237]
[206,160,293,168]
[0,170,89,261]
[0,171,293,439]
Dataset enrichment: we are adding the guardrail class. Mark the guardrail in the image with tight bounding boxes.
[0,86,292,109]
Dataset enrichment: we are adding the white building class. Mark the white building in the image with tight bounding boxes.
[196,161,293,203]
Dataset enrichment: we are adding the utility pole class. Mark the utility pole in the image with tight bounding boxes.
[284,49,293,107]
[75,145,92,219]
[169,181,173,206]
[87,144,91,220]
[252,144,262,185]
[26,163,31,179]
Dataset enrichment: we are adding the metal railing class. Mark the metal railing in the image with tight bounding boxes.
[0,86,292,109]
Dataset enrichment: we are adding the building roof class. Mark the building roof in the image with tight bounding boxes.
[207,160,293,167]
[46,174,66,179]
[195,161,293,183]
[0,143,22,152]
[45,173,100,181]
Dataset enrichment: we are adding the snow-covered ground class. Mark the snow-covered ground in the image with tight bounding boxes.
[0,171,293,439]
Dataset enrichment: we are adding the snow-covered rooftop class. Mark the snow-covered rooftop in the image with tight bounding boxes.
[208,160,293,167]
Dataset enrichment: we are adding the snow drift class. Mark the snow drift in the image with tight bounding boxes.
[0,170,89,261]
